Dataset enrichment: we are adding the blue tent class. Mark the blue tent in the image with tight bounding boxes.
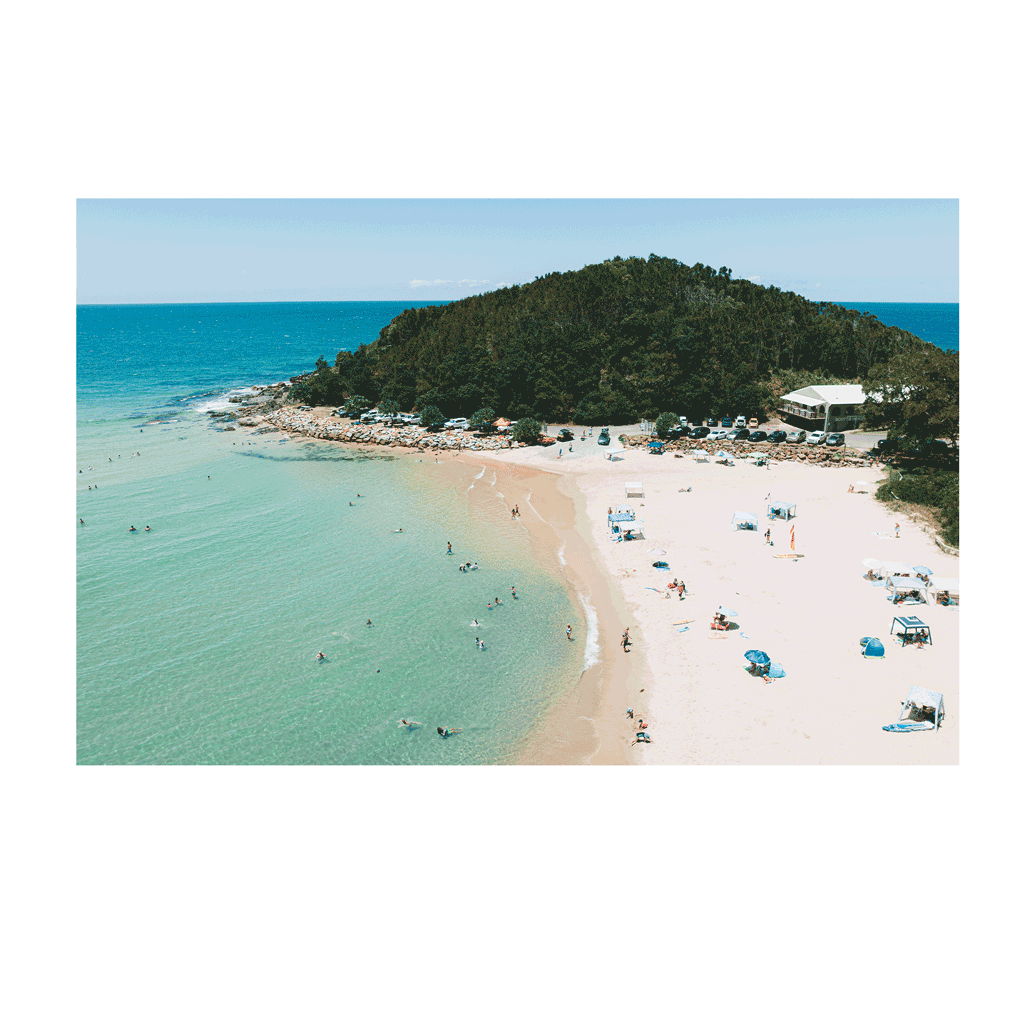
[860,636,886,659]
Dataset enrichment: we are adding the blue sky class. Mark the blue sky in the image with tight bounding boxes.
[77,198,958,304]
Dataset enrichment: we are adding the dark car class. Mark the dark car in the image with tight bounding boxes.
[707,417,719,427]
[721,417,732,428]
[748,430,768,442]
[557,428,575,442]
[665,426,686,441]
[825,433,845,447]
[873,437,901,454]
[726,428,750,440]
[598,428,610,445]
[689,426,710,438]
[767,430,788,444]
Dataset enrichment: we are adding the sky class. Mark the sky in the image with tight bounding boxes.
[77,198,958,305]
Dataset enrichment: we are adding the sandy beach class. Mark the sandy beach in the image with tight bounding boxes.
[249,409,958,764]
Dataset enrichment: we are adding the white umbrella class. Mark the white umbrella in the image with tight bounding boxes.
[716,605,738,617]
[648,548,666,556]
[861,558,883,569]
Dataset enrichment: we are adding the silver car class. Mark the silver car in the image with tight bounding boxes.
[786,430,807,443]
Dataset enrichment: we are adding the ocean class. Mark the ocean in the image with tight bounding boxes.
[76,302,581,764]
[833,301,958,351]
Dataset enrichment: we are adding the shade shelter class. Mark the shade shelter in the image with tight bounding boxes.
[881,562,915,578]
[890,615,932,646]
[605,447,625,460]
[690,449,710,462]
[647,440,665,454]
[620,522,644,541]
[882,685,945,732]
[625,482,644,497]
[860,636,886,658]
[886,578,928,605]
[766,501,796,521]
[732,511,759,532]
[927,576,959,606]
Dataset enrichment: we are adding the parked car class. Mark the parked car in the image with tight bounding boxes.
[727,428,749,440]
[666,426,686,440]
[689,426,710,438]
[767,430,788,444]
[708,428,729,441]
[825,433,845,447]
[748,418,759,429]
[734,415,747,428]
[598,428,610,445]
[444,417,469,430]
[721,417,732,428]
[748,430,768,442]
[707,417,719,427]
[806,431,827,445]
[786,430,807,443]
[873,437,900,454]
[556,428,575,442]
[679,416,690,427]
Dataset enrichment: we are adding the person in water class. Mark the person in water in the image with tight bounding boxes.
[128,526,137,532]
[316,651,326,661]
[145,526,151,532]
[566,624,573,640]
[366,618,372,627]
[447,541,452,553]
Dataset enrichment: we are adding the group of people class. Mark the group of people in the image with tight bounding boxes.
[626,707,650,744]
[396,720,461,738]
[712,612,730,629]
[510,506,520,518]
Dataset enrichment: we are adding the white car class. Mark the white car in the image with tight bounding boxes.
[806,430,826,445]
[734,415,747,428]
[708,428,729,441]
[444,417,469,430]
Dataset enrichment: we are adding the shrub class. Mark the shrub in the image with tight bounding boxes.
[511,417,543,444]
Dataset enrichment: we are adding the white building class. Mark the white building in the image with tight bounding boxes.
[777,384,866,431]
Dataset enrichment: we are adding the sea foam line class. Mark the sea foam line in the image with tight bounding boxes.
[467,466,486,491]
[578,591,600,671]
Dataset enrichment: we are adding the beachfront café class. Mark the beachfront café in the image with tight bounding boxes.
[777,383,867,432]
[766,501,796,521]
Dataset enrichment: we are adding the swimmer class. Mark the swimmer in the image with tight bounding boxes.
[511,586,517,598]
[316,651,326,661]
[145,526,151,531]
[349,502,354,506]
[478,639,485,650]
[494,597,501,606]
[366,619,372,627]
[393,528,403,533]
[128,526,137,532]
[398,719,423,731]
[79,518,84,525]
[471,619,480,627]
[566,624,572,640]
[447,541,452,554]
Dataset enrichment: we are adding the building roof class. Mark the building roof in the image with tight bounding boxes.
[780,384,866,406]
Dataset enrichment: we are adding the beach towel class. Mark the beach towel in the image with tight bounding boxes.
[677,625,690,632]
[882,721,936,732]
[872,532,896,538]
[645,587,661,593]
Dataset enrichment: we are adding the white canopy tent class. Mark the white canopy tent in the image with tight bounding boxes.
[767,501,796,521]
[606,448,626,460]
[732,511,759,532]
[886,577,928,604]
[900,686,945,731]
[625,482,644,497]
[881,561,916,578]
[927,576,959,605]
[619,522,644,540]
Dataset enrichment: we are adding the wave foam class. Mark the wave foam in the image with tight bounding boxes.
[578,591,600,670]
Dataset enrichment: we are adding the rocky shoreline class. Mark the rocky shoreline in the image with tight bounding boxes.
[620,433,879,468]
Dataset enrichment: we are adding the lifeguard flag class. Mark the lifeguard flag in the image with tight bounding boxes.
[790,525,795,552]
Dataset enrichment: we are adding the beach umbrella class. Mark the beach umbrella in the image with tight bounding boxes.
[648,548,666,555]
[717,605,738,617]
[744,649,770,665]
[862,558,883,569]
[913,565,933,575]
[766,662,786,678]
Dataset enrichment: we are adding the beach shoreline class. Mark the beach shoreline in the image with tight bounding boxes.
[238,406,958,765]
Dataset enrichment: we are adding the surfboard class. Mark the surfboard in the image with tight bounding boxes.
[672,619,694,625]
[774,553,805,558]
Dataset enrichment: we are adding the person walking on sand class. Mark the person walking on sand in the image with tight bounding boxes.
[515,505,519,517]
[622,628,630,650]
[765,528,771,545]
[894,522,900,538]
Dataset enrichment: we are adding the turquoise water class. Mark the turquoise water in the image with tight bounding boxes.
[77,303,580,764]
[833,301,958,351]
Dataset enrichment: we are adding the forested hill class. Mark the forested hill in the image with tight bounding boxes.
[296,255,936,424]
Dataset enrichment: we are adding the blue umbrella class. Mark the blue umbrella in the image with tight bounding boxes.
[766,662,786,678]
[913,565,933,575]
[744,649,770,665]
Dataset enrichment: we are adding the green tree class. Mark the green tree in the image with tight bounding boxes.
[418,403,444,431]
[511,417,543,444]
[379,398,400,419]
[469,406,497,433]
[654,411,680,439]
[344,395,371,417]
[861,346,959,449]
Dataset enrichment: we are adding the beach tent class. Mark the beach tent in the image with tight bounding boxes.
[690,449,710,462]
[625,482,644,497]
[886,578,928,605]
[883,685,945,732]
[732,511,759,532]
[608,507,635,528]
[647,440,664,454]
[850,481,872,493]
[927,576,959,605]
[891,615,932,645]
[606,448,625,460]
[766,501,796,521]
[620,522,644,540]
[880,562,916,580]
[860,636,886,658]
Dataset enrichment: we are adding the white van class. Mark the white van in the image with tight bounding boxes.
[734,415,747,428]
[444,417,469,430]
